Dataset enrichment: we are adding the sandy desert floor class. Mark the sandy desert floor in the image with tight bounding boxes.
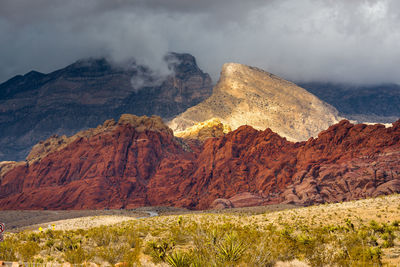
[0,196,399,266]
[0,203,299,233]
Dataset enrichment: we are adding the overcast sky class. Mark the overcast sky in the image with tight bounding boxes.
[1,0,400,84]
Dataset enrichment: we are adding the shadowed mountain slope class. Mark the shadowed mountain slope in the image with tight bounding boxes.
[0,53,212,161]
[299,82,400,123]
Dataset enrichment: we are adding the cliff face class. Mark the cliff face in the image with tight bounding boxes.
[0,115,195,209]
[168,63,340,141]
[204,120,400,208]
[0,53,212,161]
[0,115,399,210]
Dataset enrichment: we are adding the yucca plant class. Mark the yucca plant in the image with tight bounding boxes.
[165,251,191,267]
[216,232,246,263]
[147,240,174,263]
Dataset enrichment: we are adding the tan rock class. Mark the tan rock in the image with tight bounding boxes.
[115,262,129,267]
[211,198,234,209]
[169,63,341,141]
[175,117,231,141]
[118,114,172,135]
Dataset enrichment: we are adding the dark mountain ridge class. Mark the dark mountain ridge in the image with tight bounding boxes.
[299,82,400,122]
[0,53,212,161]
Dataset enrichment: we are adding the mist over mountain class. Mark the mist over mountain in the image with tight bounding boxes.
[2,0,400,85]
[0,53,212,161]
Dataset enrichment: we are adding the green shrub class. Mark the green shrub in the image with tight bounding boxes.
[27,232,41,242]
[45,239,55,248]
[87,226,116,246]
[122,234,142,265]
[55,233,82,252]
[381,232,395,248]
[63,246,91,264]
[18,241,40,261]
[146,240,175,263]
[0,239,18,261]
[98,243,130,265]
[248,242,275,267]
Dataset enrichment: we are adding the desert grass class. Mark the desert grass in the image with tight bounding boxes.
[0,194,399,266]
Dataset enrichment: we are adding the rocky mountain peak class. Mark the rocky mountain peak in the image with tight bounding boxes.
[0,53,212,161]
[169,63,341,141]
[25,114,174,163]
[62,58,115,77]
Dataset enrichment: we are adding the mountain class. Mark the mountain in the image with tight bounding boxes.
[0,114,399,210]
[299,82,400,123]
[168,63,340,142]
[0,53,212,161]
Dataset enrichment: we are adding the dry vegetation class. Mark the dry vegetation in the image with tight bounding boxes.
[1,194,400,266]
[0,210,148,232]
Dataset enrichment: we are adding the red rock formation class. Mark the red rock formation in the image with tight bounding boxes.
[0,115,399,210]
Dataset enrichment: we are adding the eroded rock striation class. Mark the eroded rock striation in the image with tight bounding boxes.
[169,63,341,141]
[0,115,399,210]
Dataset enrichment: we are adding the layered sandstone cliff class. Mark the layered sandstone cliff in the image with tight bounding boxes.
[0,115,399,210]
[169,63,340,141]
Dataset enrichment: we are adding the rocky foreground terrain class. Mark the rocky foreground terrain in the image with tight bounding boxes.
[0,114,399,210]
[0,53,212,161]
[169,63,340,141]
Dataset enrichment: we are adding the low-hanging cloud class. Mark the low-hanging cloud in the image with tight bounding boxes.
[1,0,400,85]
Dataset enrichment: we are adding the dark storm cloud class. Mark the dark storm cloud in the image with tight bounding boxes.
[1,0,400,84]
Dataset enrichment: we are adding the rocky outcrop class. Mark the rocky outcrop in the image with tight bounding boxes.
[169,63,340,141]
[0,114,195,209]
[0,115,399,210]
[211,198,234,209]
[175,118,231,141]
[211,192,266,209]
[0,53,212,161]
